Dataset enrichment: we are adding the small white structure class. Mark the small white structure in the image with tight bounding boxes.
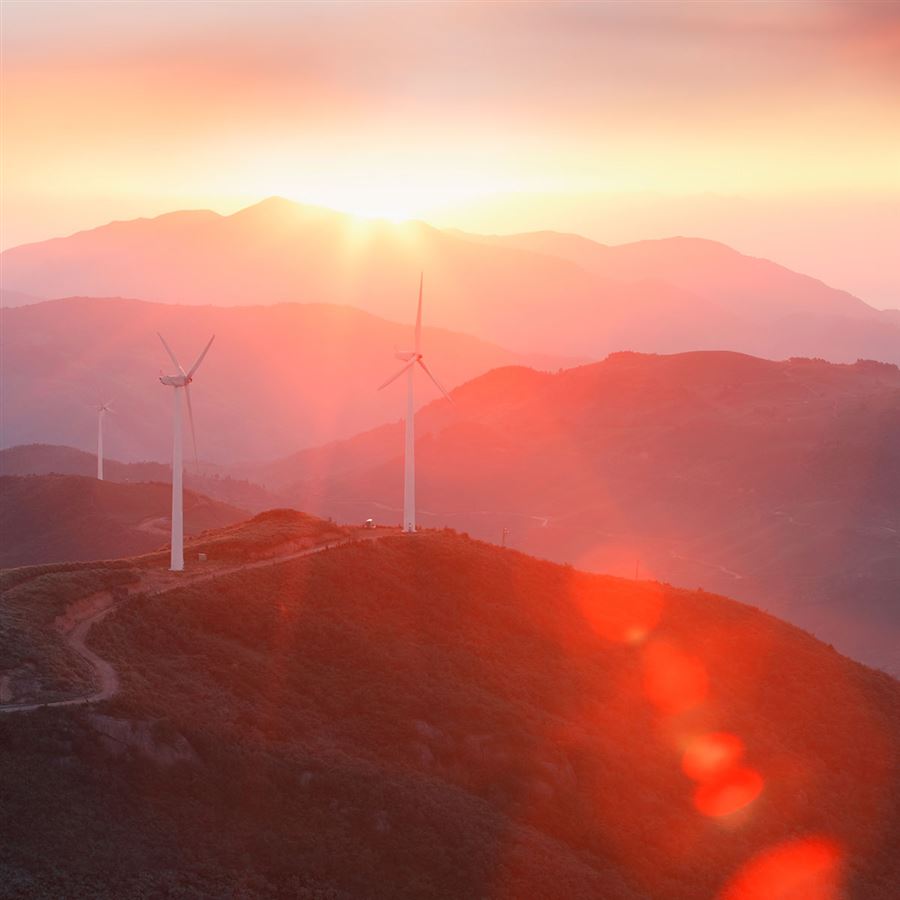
[96,402,111,480]
[157,332,215,572]
[377,274,452,533]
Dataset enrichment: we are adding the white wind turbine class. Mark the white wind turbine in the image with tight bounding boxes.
[378,274,452,533]
[157,332,215,571]
[95,402,112,480]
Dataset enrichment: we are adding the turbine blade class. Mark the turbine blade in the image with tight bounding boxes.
[377,358,416,391]
[187,334,216,378]
[417,359,453,403]
[184,384,199,468]
[157,332,185,375]
[415,272,423,354]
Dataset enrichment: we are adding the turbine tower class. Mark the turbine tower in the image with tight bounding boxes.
[96,402,111,480]
[378,274,452,533]
[157,332,215,571]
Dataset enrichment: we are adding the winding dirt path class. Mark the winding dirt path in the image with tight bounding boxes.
[0,532,388,715]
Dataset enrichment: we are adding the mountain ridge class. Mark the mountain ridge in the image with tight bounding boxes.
[3,196,896,363]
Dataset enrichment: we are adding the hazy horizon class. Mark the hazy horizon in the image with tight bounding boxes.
[3,192,898,313]
[2,0,898,306]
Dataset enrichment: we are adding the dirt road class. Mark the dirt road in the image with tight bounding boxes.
[0,532,387,714]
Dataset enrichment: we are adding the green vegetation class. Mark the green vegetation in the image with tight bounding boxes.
[1,529,897,898]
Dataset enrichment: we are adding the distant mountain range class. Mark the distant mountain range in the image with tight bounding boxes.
[0,474,247,567]
[0,296,566,462]
[2,197,897,361]
[255,350,900,674]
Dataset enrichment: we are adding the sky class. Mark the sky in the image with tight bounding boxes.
[2,0,898,305]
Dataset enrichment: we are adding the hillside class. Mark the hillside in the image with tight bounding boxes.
[259,351,900,674]
[2,197,897,363]
[0,444,279,512]
[0,296,567,463]
[0,523,897,898]
[0,475,249,567]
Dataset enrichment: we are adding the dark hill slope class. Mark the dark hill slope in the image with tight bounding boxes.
[0,443,278,512]
[1,529,897,898]
[263,351,900,674]
[0,474,248,567]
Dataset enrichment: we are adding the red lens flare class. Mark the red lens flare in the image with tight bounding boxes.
[719,837,843,900]
[573,577,664,644]
[682,732,745,781]
[694,766,764,817]
[642,640,708,715]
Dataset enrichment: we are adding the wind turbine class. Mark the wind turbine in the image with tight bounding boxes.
[157,332,215,571]
[378,274,452,533]
[95,402,111,480]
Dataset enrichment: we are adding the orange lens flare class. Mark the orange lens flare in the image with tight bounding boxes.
[642,640,708,715]
[682,732,745,781]
[694,766,764,817]
[719,837,843,900]
[574,579,664,644]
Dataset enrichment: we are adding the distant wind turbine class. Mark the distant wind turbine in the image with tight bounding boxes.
[378,274,452,533]
[157,332,215,571]
[95,402,112,480]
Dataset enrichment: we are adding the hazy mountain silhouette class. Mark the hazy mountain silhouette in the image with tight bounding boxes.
[258,351,900,674]
[462,231,877,320]
[0,474,247,567]
[0,288,44,307]
[1,522,896,897]
[0,296,568,463]
[2,197,897,361]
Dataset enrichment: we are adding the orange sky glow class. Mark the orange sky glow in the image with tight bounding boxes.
[2,0,898,304]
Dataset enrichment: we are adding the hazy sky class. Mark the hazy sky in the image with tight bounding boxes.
[2,1,898,304]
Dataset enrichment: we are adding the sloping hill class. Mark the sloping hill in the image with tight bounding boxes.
[260,351,900,673]
[0,527,896,898]
[0,296,568,463]
[0,443,279,512]
[3,197,897,362]
[0,474,249,567]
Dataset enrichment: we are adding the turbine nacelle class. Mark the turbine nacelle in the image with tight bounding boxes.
[379,276,452,401]
[159,373,192,387]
